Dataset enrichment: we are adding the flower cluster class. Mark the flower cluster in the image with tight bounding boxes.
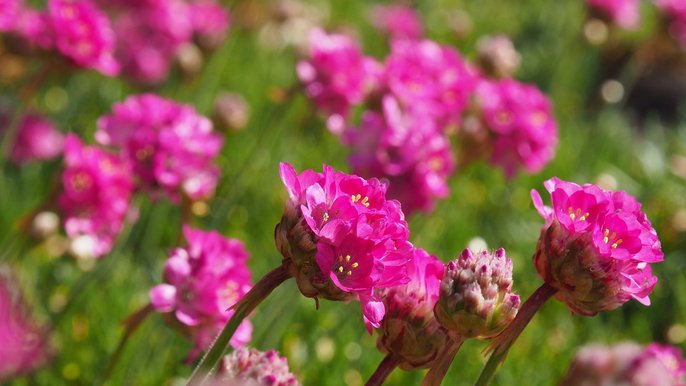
[376,248,447,369]
[462,78,558,178]
[0,269,51,380]
[275,162,414,328]
[58,135,133,258]
[149,226,253,357]
[531,177,663,315]
[434,248,520,339]
[298,26,558,214]
[215,348,300,386]
[586,0,640,30]
[368,4,423,41]
[96,93,224,202]
[560,342,686,385]
[9,113,64,164]
[654,0,686,47]
[1,0,229,80]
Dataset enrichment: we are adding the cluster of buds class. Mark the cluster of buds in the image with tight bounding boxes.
[531,177,663,315]
[275,162,414,328]
[149,226,253,359]
[434,248,520,340]
[298,23,558,214]
[215,348,301,386]
[560,342,686,385]
[0,0,230,82]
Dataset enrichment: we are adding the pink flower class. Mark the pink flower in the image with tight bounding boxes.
[48,0,120,76]
[0,0,22,32]
[586,0,640,30]
[189,0,230,45]
[376,248,447,369]
[654,0,686,47]
[58,134,133,258]
[560,342,686,385]
[96,93,223,202]
[345,96,455,214]
[149,226,253,357]
[369,4,423,41]
[15,8,54,49]
[275,162,414,328]
[384,39,476,126]
[0,269,51,380]
[10,114,64,164]
[473,78,558,177]
[531,177,663,315]
[217,348,300,386]
[297,28,382,130]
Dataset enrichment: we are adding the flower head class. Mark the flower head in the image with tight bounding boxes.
[433,248,520,339]
[48,0,120,76]
[10,114,64,164]
[58,135,133,258]
[345,96,455,214]
[586,0,640,30]
[531,177,663,315]
[0,268,51,380]
[297,28,381,129]
[275,162,414,328]
[0,0,22,32]
[369,4,423,41]
[376,248,447,370]
[96,93,223,202]
[471,78,558,177]
[560,342,686,385]
[216,347,300,386]
[149,226,253,357]
[654,0,686,47]
[475,35,521,79]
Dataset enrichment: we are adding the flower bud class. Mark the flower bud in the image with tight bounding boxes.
[475,34,520,79]
[376,249,448,370]
[217,347,301,386]
[434,248,520,339]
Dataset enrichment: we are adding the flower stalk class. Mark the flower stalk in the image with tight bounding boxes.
[365,354,401,386]
[474,282,557,386]
[186,264,292,385]
[421,337,464,386]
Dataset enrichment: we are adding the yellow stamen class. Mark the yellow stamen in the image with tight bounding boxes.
[351,262,359,268]
[345,255,351,262]
[323,213,329,222]
[346,271,352,276]
[338,266,344,273]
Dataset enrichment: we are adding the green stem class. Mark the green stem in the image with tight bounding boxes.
[365,354,400,386]
[185,264,292,385]
[474,283,557,386]
[421,337,465,386]
[97,303,154,385]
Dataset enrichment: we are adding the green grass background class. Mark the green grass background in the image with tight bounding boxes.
[2,0,686,385]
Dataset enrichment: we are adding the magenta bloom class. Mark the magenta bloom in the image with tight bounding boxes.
[48,0,120,76]
[189,0,230,44]
[587,0,640,30]
[473,78,558,177]
[376,248,447,369]
[531,177,663,315]
[297,28,382,130]
[0,0,22,32]
[369,4,423,41]
[58,135,133,258]
[560,342,686,385]
[96,93,223,202]
[384,39,476,126]
[10,114,64,164]
[149,226,253,356]
[345,96,455,214]
[0,271,51,380]
[276,162,414,328]
[15,8,54,49]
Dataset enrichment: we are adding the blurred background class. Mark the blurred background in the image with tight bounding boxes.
[2,0,686,385]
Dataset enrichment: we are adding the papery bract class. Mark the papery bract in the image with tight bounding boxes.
[96,93,223,202]
[149,226,253,357]
[58,135,133,258]
[531,177,663,315]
